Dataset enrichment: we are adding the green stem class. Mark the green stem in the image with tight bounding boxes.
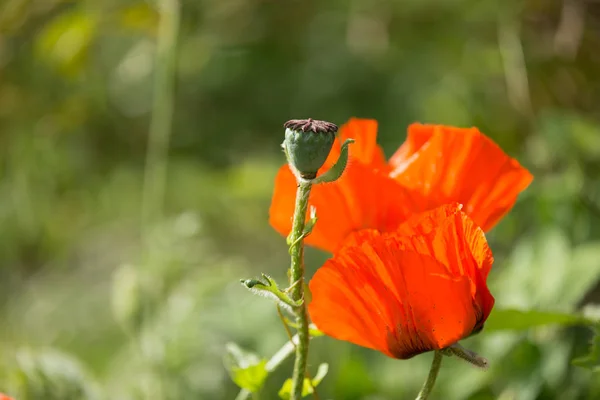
[289,180,313,400]
[141,0,180,235]
[235,181,313,400]
[235,389,251,400]
[139,1,179,399]
[416,351,443,400]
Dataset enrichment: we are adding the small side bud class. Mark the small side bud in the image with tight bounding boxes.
[241,279,265,289]
[283,118,338,180]
[240,275,302,310]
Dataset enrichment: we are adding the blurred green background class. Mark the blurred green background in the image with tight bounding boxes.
[1,0,600,399]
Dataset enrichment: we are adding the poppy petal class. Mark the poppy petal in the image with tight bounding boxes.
[388,124,533,231]
[308,233,485,359]
[387,122,433,164]
[339,204,495,322]
[343,204,493,278]
[337,228,382,248]
[269,162,417,253]
[392,203,495,322]
[394,203,494,280]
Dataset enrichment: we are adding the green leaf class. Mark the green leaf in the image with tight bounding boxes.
[278,378,309,399]
[491,232,600,311]
[573,325,600,372]
[278,363,329,399]
[280,320,323,338]
[35,9,96,77]
[230,360,268,393]
[308,323,324,337]
[12,348,100,400]
[224,343,269,392]
[484,308,594,332]
[311,363,329,386]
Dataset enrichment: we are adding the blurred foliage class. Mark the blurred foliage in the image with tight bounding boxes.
[224,343,269,394]
[573,324,600,373]
[1,0,600,399]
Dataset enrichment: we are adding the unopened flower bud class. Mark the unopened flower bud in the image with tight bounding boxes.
[283,118,338,179]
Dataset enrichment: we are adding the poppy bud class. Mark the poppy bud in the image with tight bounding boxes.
[283,118,338,179]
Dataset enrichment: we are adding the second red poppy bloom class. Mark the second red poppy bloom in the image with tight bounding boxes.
[307,203,495,359]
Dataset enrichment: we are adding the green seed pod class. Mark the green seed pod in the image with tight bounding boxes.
[282,118,338,179]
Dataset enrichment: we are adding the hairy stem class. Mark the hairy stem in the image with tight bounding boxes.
[289,180,312,400]
[416,351,443,400]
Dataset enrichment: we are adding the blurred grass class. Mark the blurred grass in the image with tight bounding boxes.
[1,0,600,399]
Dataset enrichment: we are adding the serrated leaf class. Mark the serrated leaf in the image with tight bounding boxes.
[484,308,594,332]
[573,325,600,372]
[278,363,329,399]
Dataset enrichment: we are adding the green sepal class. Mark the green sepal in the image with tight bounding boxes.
[311,138,354,184]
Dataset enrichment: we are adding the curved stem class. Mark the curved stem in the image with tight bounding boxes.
[288,180,313,400]
[416,351,443,400]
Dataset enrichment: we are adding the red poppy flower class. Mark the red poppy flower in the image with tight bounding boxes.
[269,119,532,252]
[0,394,14,400]
[388,123,533,232]
[307,204,494,359]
